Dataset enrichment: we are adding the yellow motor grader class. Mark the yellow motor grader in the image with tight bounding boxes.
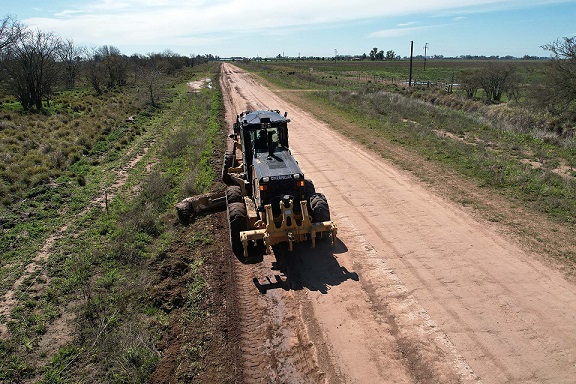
[221,109,337,257]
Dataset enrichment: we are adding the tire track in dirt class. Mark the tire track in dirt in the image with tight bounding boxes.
[232,259,325,383]
[285,124,503,381]
[273,86,574,383]
[279,93,576,381]
[221,65,328,383]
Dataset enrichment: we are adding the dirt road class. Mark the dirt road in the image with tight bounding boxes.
[219,63,576,383]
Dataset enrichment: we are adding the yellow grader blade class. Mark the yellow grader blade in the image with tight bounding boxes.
[239,198,337,257]
[175,191,226,224]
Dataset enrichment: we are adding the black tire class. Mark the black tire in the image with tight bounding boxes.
[304,179,316,201]
[310,193,330,222]
[226,185,243,204]
[222,151,234,184]
[228,202,247,252]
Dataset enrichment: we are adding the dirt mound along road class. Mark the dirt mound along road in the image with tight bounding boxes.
[219,63,576,383]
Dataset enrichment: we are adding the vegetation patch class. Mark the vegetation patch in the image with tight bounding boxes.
[0,62,237,383]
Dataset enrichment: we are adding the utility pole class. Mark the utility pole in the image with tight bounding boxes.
[409,41,414,87]
[424,43,428,70]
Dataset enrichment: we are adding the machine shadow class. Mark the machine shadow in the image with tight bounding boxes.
[253,238,358,294]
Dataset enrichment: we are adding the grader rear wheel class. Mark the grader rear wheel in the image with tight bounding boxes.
[226,185,243,204]
[227,201,247,252]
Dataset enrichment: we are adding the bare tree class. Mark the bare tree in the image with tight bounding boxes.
[543,36,576,61]
[0,15,23,54]
[3,29,62,110]
[0,16,25,98]
[86,46,106,95]
[460,70,482,98]
[478,63,520,102]
[58,38,85,90]
[97,45,128,88]
[139,64,164,107]
[460,63,521,103]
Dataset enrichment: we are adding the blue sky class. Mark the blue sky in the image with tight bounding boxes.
[2,0,576,58]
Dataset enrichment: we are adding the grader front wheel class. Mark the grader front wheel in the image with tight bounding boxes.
[310,193,330,222]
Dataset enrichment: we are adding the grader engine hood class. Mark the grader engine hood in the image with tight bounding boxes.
[253,150,303,181]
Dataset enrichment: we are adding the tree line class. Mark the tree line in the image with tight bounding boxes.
[456,37,576,131]
[0,15,219,111]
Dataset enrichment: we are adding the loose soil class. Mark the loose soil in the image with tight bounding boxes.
[148,212,241,383]
[213,63,576,383]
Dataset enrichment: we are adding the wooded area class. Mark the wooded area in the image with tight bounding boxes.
[0,15,218,111]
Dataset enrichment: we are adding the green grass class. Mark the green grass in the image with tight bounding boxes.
[0,62,227,382]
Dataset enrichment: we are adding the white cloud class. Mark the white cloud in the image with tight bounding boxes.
[397,22,418,27]
[20,0,573,54]
[369,26,428,38]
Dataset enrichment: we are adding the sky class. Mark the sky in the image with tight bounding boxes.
[1,0,576,58]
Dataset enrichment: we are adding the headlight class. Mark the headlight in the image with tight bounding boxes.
[293,174,301,179]
[262,177,269,183]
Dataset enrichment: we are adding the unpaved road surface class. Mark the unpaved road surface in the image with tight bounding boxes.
[219,63,576,383]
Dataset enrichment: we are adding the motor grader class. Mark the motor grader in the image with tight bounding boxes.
[222,109,336,257]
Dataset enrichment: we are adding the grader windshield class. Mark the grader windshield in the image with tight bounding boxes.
[251,127,281,154]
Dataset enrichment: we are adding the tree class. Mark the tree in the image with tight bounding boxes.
[543,36,576,60]
[136,52,174,107]
[58,39,85,90]
[3,29,62,110]
[538,36,576,126]
[369,47,378,61]
[98,45,128,88]
[459,70,481,98]
[375,50,384,61]
[0,15,23,54]
[86,46,106,95]
[385,50,396,60]
[85,45,128,94]
[460,63,521,103]
[0,16,25,98]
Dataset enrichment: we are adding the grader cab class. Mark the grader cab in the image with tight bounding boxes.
[222,109,336,257]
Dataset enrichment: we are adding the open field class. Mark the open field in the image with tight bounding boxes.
[234,59,548,90]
